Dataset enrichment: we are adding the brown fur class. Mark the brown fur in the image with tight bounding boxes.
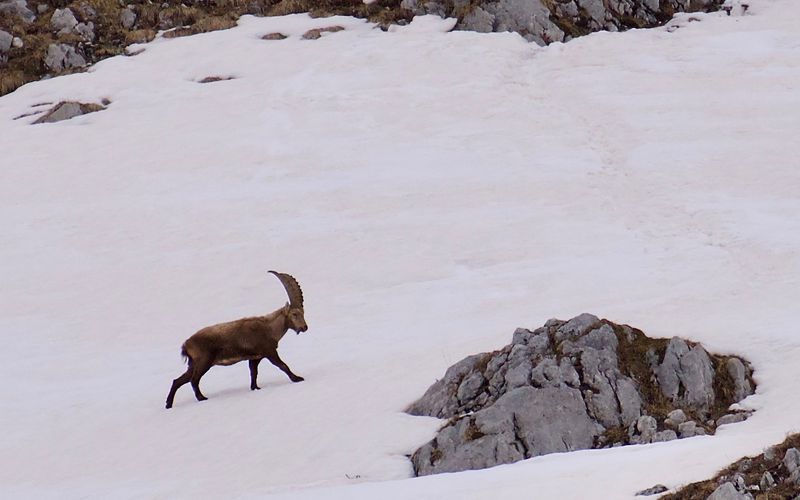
[165,272,307,409]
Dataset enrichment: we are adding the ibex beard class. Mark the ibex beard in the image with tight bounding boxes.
[165,271,308,409]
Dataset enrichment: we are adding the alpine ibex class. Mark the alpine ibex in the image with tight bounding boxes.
[165,271,308,409]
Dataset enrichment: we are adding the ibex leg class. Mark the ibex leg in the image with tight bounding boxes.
[249,359,262,390]
[190,356,213,401]
[265,351,304,383]
[166,368,192,409]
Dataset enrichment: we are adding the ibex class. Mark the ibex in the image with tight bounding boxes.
[165,271,308,409]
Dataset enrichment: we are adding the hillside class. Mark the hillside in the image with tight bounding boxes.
[1,1,799,498]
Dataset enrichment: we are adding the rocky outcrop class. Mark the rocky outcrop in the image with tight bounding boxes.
[407,314,754,476]
[44,43,86,72]
[0,0,34,24]
[661,435,800,499]
[406,0,725,45]
[1,0,728,96]
[32,101,106,124]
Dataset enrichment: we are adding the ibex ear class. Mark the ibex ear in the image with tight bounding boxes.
[284,301,291,310]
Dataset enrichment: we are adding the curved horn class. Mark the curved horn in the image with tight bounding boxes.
[269,270,304,308]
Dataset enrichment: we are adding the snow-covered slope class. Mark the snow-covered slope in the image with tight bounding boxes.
[1,2,798,498]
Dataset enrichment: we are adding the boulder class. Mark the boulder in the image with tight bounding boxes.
[0,29,12,57]
[706,482,750,500]
[120,7,137,30]
[636,484,668,496]
[51,8,78,36]
[656,337,715,414]
[44,43,85,72]
[0,0,34,23]
[407,315,754,476]
[75,22,95,42]
[32,101,105,124]
[726,358,753,402]
[784,448,800,474]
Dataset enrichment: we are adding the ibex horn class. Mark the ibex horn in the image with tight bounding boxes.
[269,270,304,308]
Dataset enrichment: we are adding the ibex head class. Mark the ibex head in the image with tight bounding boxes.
[269,270,308,334]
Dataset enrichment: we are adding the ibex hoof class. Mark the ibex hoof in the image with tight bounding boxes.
[251,385,261,391]
[197,396,208,401]
[291,376,304,383]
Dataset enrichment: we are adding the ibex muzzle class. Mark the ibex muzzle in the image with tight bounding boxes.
[165,271,307,409]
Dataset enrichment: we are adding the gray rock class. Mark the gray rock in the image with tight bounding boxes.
[638,415,658,440]
[406,353,488,418]
[0,29,12,54]
[407,314,755,476]
[726,358,753,402]
[44,43,85,72]
[759,471,775,491]
[579,0,608,26]
[707,482,749,500]
[36,3,47,14]
[678,420,706,438]
[460,7,495,33]
[51,8,78,35]
[657,337,715,413]
[654,429,678,442]
[666,408,688,427]
[32,101,105,124]
[636,484,668,496]
[76,2,96,20]
[764,445,778,461]
[784,448,800,474]
[0,0,34,23]
[11,36,22,48]
[457,371,485,403]
[75,22,95,42]
[120,7,137,29]
[716,413,747,426]
[554,313,600,343]
[413,386,599,475]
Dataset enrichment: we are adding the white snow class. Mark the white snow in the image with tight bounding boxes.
[1,2,799,498]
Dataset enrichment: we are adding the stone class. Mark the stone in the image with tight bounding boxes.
[406,352,489,418]
[74,22,94,42]
[678,420,706,438]
[43,43,85,72]
[36,3,47,14]
[654,429,678,442]
[763,445,778,461]
[716,413,747,426]
[635,484,668,496]
[76,2,96,20]
[657,338,715,413]
[407,314,755,476]
[32,101,105,124]
[262,32,287,40]
[120,7,137,30]
[726,358,753,402]
[554,313,600,342]
[460,7,495,33]
[665,408,687,427]
[412,386,599,475]
[784,448,800,474]
[634,415,657,443]
[0,0,35,23]
[11,36,22,48]
[759,471,775,491]
[302,26,345,40]
[51,8,78,35]
[0,30,12,54]
[707,482,749,500]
